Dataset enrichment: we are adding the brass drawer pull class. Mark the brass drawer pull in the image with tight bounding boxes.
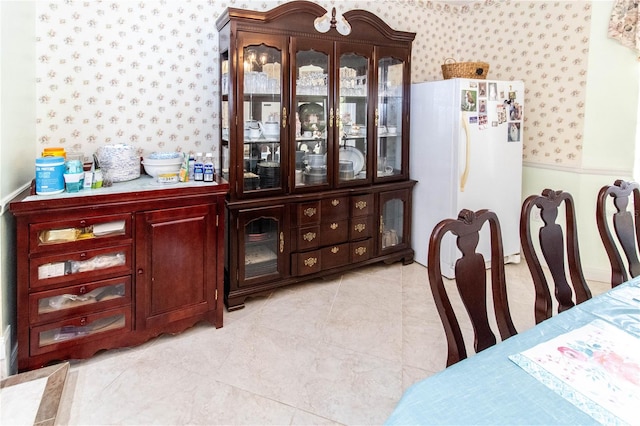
[304,207,317,217]
[355,200,367,210]
[330,223,339,230]
[304,257,318,267]
[331,199,340,206]
[354,247,367,256]
[354,223,366,233]
[331,246,339,254]
[303,232,316,242]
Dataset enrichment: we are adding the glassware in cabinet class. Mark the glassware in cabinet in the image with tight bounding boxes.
[379,189,412,252]
[376,55,406,179]
[237,206,286,285]
[293,38,332,190]
[238,35,286,195]
[337,46,371,185]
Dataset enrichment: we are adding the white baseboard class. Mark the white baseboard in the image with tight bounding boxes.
[582,266,610,286]
[0,325,11,379]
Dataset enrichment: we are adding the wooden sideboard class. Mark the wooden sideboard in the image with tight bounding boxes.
[10,177,228,371]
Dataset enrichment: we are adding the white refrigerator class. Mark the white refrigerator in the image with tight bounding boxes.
[410,78,524,278]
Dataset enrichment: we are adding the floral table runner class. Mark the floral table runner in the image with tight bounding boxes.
[510,319,640,425]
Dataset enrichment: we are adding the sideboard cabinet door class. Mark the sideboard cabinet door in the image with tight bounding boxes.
[135,204,218,330]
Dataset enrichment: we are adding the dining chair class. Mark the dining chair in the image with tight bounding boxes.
[519,189,592,324]
[428,208,517,367]
[596,179,640,287]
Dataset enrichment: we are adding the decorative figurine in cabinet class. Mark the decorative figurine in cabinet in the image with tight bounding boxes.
[218,1,416,310]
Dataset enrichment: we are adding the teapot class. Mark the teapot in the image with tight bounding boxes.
[245,120,263,140]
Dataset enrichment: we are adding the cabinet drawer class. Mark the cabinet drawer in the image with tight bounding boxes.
[291,250,321,276]
[30,213,132,253]
[292,201,321,226]
[351,194,374,217]
[321,243,350,269]
[321,196,349,221]
[30,245,132,290]
[349,216,373,240]
[351,239,372,263]
[293,225,320,251]
[30,307,131,356]
[29,276,132,324]
[319,219,349,246]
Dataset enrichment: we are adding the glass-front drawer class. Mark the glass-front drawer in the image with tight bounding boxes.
[30,213,131,253]
[30,276,131,324]
[30,245,132,289]
[30,307,131,356]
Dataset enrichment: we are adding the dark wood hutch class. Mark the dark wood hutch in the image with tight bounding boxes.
[217,1,416,310]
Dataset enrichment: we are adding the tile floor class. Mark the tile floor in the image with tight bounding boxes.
[11,261,611,425]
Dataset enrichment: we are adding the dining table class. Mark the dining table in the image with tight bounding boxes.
[385,276,640,425]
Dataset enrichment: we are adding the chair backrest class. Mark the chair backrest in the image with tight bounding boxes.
[596,179,640,287]
[520,189,592,324]
[428,208,517,367]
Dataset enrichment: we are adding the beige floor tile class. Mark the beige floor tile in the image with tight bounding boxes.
[10,259,612,425]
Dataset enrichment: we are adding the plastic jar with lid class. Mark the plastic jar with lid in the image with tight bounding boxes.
[35,157,65,195]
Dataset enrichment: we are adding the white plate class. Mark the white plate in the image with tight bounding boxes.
[339,146,365,175]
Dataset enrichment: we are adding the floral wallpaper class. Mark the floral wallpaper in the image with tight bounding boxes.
[35,0,592,168]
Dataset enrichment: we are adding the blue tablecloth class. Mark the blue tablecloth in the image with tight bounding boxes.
[385,277,640,425]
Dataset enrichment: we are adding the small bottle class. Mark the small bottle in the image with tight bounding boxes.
[188,155,195,180]
[203,153,214,182]
[194,153,204,181]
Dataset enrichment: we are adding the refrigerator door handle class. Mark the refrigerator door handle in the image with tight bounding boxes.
[460,112,470,192]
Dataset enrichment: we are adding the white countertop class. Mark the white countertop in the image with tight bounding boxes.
[25,175,219,202]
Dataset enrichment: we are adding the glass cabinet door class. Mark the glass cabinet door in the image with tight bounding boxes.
[379,189,411,253]
[238,35,286,195]
[293,39,332,190]
[220,51,230,181]
[376,55,406,180]
[337,47,370,184]
[239,207,285,284]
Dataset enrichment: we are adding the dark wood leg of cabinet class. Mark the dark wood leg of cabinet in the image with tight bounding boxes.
[225,295,246,311]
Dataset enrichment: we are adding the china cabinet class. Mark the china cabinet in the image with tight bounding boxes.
[10,178,228,371]
[217,1,416,310]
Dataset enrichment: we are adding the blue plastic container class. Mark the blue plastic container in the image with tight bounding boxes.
[35,156,65,195]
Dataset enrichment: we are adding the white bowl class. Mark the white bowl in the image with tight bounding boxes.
[142,158,182,178]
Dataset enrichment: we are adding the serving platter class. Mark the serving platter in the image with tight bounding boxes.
[338,146,365,175]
